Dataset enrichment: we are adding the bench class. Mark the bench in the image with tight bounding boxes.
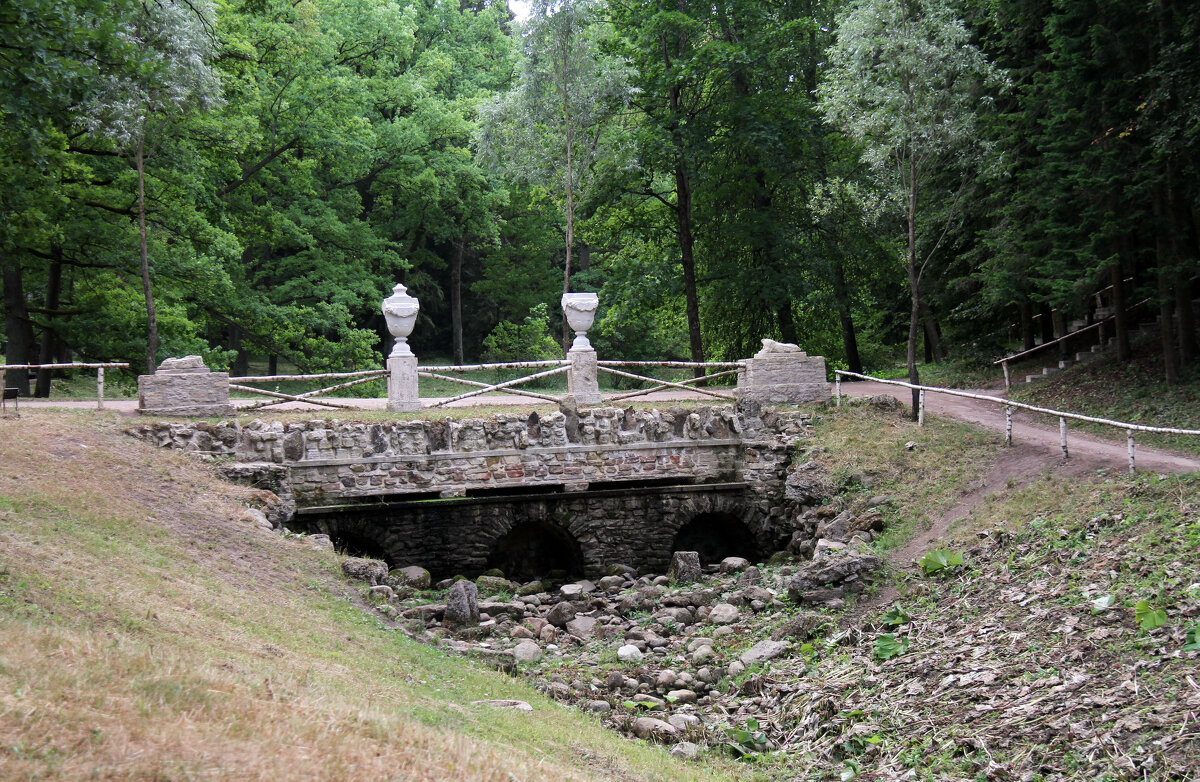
[1,387,17,413]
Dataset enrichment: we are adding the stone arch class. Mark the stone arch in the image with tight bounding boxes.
[307,517,393,565]
[667,494,771,566]
[485,518,586,582]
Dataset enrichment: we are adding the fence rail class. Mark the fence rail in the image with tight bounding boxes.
[1,362,130,409]
[834,370,1200,473]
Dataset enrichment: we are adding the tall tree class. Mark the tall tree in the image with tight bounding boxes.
[821,0,1002,416]
[478,0,630,348]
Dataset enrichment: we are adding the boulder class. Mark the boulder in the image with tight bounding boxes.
[770,612,827,642]
[785,461,832,504]
[666,689,697,704]
[707,603,740,625]
[739,639,788,666]
[670,742,701,760]
[511,641,543,663]
[584,700,612,714]
[444,580,480,627]
[786,551,883,604]
[545,601,577,628]
[342,557,388,586]
[668,551,702,585]
[386,565,430,590]
[617,644,644,663]
[736,566,762,586]
[476,575,517,595]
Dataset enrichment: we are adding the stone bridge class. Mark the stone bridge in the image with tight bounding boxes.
[132,404,815,579]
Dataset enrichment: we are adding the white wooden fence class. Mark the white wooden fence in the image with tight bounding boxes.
[1,362,130,409]
[834,370,1200,473]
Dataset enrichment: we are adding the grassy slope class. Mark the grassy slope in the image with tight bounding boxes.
[0,411,742,781]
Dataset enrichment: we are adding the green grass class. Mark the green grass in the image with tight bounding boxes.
[0,412,745,781]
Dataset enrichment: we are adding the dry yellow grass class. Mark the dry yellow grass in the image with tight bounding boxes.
[0,411,743,781]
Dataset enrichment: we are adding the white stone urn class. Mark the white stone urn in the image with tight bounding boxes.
[561,292,599,351]
[382,283,420,357]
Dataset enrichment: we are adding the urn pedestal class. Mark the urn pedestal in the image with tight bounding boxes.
[383,283,420,412]
[562,293,602,405]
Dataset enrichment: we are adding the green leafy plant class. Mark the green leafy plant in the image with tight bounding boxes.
[881,604,912,626]
[1183,623,1200,652]
[873,633,910,661]
[918,549,964,576]
[1134,600,1167,631]
[723,718,771,759]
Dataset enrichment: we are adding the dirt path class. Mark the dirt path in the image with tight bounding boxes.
[840,380,1199,618]
[839,380,1200,474]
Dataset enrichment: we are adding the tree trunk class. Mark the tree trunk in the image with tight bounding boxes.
[268,354,278,375]
[2,253,35,396]
[676,160,704,374]
[34,251,64,397]
[1020,299,1035,351]
[776,303,798,345]
[1051,309,1069,361]
[230,324,250,376]
[136,137,158,374]
[1176,270,1197,364]
[451,237,465,365]
[919,300,945,362]
[1153,183,1178,382]
[831,257,863,374]
[1039,304,1054,345]
[1110,262,1131,361]
[906,161,920,420]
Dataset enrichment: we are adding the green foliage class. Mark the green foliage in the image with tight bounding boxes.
[1134,600,1167,631]
[481,303,562,364]
[723,718,771,759]
[881,604,912,627]
[872,633,909,661]
[918,549,964,576]
[1184,623,1200,652]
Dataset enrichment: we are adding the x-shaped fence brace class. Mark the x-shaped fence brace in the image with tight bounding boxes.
[420,362,570,408]
[596,361,743,402]
[229,370,388,411]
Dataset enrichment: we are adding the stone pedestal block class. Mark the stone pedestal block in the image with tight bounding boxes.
[387,354,419,412]
[737,340,830,404]
[567,347,602,405]
[138,356,234,417]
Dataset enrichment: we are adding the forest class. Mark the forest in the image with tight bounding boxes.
[2,0,1198,396]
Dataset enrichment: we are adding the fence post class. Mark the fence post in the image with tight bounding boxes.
[835,373,842,407]
[1127,431,1135,473]
[918,389,925,426]
[1059,416,1068,460]
[1005,405,1013,446]
[1002,360,1010,391]
[97,367,104,410]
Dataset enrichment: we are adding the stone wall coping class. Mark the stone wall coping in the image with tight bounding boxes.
[288,437,751,469]
[294,480,751,514]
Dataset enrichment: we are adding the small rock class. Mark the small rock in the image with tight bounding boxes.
[238,507,274,531]
[719,556,750,573]
[618,644,644,663]
[471,699,532,712]
[656,670,677,688]
[736,566,762,586]
[476,575,517,595]
[668,551,702,585]
[727,660,745,678]
[512,640,543,663]
[566,615,599,639]
[510,625,534,639]
[739,640,788,666]
[584,699,612,713]
[904,440,918,450]
[598,575,625,590]
[667,689,697,704]
[668,714,701,730]
[545,601,577,628]
[813,538,847,557]
[341,557,388,585]
[369,584,395,601]
[631,716,678,741]
[305,533,334,551]
[707,603,740,625]
[690,645,715,664]
[560,583,585,598]
[670,741,701,760]
[388,565,431,589]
